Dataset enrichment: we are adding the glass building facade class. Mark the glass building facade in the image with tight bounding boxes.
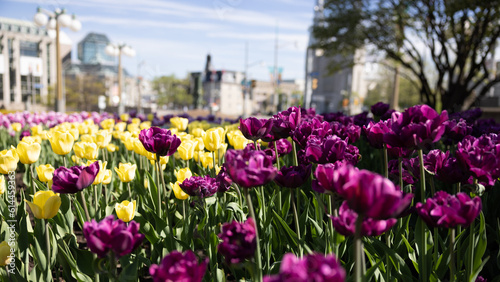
[77,33,114,65]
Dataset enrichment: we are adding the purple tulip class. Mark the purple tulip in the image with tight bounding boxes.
[268,139,292,157]
[305,135,359,165]
[336,166,413,219]
[449,108,482,124]
[218,218,257,264]
[423,149,448,175]
[456,134,500,186]
[416,191,482,228]
[292,117,332,148]
[443,119,472,144]
[312,162,356,194]
[149,250,207,282]
[179,175,218,198]
[388,159,419,185]
[263,253,345,282]
[52,162,100,194]
[239,117,274,141]
[371,102,390,117]
[19,130,31,140]
[225,148,277,188]
[272,106,302,139]
[331,201,397,237]
[436,156,468,184]
[216,164,232,193]
[139,127,181,157]
[83,215,144,258]
[274,164,311,188]
[363,121,389,149]
[330,122,361,143]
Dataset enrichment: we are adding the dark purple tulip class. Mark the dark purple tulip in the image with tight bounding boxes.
[216,164,232,193]
[436,156,468,184]
[380,109,396,121]
[179,175,218,198]
[449,108,482,124]
[149,250,207,282]
[292,117,332,148]
[305,135,359,165]
[352,111,371,127]
[472,118,500,137]
[363,121,389,149]
[272,106,302,139]
[218,218,256,264]
[19,130,31,140]
[423,149,448,175]
[239,117,274,141]
[336,166,413,219]
[456,134,500,186]
[443,119,472,144]
[83,215,144,258]
[331,201,397,237]
[330,122,361,143]
[263,252,345,282]
[268,138,292,157]
[225,148,277,188]
[386,144,414,159]
[415,191,482,228]
[52,162,100,194]
[313,162,356,194]
[388,159,419,185]
[371,102,390,117]
[139,127,181,157]
[274,164,311,189]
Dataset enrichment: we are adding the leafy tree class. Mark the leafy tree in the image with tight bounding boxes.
[313,0,500,111]
[152,75,193,109]
[65,74,105,112]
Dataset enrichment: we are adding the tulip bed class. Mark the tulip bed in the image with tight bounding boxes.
[0,105,499,281]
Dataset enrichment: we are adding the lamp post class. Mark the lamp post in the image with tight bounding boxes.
[105,43,135,115]
[34,7,81,113]
[243,42,264,118]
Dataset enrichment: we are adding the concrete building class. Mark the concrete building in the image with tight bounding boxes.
[251,79,302,115]
[0,16,71,110]
[303,0,369,115]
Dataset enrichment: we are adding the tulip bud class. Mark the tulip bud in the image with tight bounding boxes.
[202,127,225,152]
[114,163,137,183]
[0,241,12,266]
[17,136,41,164]
[115,200,136,222]
[36,164,55,183]
[48,130,75,155]
[25,190,61,219]
[0,146,19,174]
[170,117,189,131]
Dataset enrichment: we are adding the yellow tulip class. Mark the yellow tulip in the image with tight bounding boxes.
[0,175,5,195]
[175,167,192,182]
[71,155,82,165]
[233,134,251,150]
[73,141,99,160]
[202,127,225,152]
[100,118,115,130]
[131,118,141,125]
[107,143,118,153]
[144,178,149,189]
[193,150,203,162]
[114,122,127,132]
[120,114,130,122]
[114,163,137,182]
[191,128,205,138]
[95,130,112,148]
[133,138,147,156]
[76,123,89,135]
[101,169,112,185]
[178,139,197,160]
[171,181,189,200]
[0,147,19,174]
[11,122,22,132]
[140,121,151,130]
[147,114,154,121]
[17,136,41,164]
[115,200,136,222]
[170,117,189,131]
[127,123,139,132]
[201,152,214,169]
[36,164,55,183]
[89,161,107,185]
[0,241,12,266]
[194,137,204,151]
[69,128,79,141]
[26,135,42,144]
[31,124,43,135]
[215,143,228,160]
[80,134,95,143]
[25,191,61,219]
[122,134,135,151]
[48,130,75,155]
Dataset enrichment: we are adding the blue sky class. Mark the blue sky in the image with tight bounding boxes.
[0,0,315,81]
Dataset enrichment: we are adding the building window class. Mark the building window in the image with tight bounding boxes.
[20,41,39,57]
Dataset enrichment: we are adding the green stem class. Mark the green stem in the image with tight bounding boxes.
[127,182,131,196]
[290,189,302,257]
[398,157,403,189]
[212,151,217,177]
[383,145,388,179]
[80,191,91,222]
[292,142,298,166]
[418,149,426,202]
[450,228,456,282]
[467,219,475,280]
[30,164,36,194]
[244,188,262,282]
[354,214,364,282]
[108,252,117,281]
[45,221,51,278]
[94,185,99,216]
[155,159,162,218]
[328,194,337,254]
[418,149,428,281]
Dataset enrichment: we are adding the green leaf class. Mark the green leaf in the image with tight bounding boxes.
[271,209,298,248]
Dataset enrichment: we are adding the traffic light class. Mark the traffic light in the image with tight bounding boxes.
[251,80,257,88]
[312,78,318,90]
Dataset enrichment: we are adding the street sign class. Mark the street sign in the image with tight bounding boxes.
[34,83,44,89]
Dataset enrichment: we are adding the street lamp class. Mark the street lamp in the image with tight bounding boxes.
[243,42,265,118]
[105,43,135,115]
[34,7,81,113]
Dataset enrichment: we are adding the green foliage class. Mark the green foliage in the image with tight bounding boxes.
[152,75,193,109]
[64,75,106,112]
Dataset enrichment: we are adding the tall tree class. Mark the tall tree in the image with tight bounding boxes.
[152,75,193,109]
[313,0,500,111]
[65,74,106,112]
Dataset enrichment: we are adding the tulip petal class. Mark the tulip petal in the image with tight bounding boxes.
[25,200,43,219]
[42,195,61,219]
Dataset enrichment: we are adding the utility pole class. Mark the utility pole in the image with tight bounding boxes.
[243,41,249,118]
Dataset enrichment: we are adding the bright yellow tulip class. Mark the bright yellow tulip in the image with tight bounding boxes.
[0,175,5,195]
[170,117,189,131]
[25,190,61,219]
[202,127,225,152]
[131,118,141,125]
[17,136,41,164]
[73,141,99,160]
[107,143,118,153]
[191,128,205,138]
[140,121,151,130]
[233,134,250,150]
[101,169,112,185]
[114,163,137,182]
[95,130,112,148]
[0,147,19,174]
[201,152,214,169]
[36,164,55,183]
[133,138,147,156]
[69,128,79,141]
[100,118,115,130]
[11,122,22,132]
[0,241,12,266]
[194,137,204,151]
[115,200,136,222]
[48,130,75,155]
[175,167,192,182]
[71,155,82,165]
[31,124,43,135]
[114,122,127,132]
[120,114,130,122]
[171,181,189,200]
[178,139,196,160]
